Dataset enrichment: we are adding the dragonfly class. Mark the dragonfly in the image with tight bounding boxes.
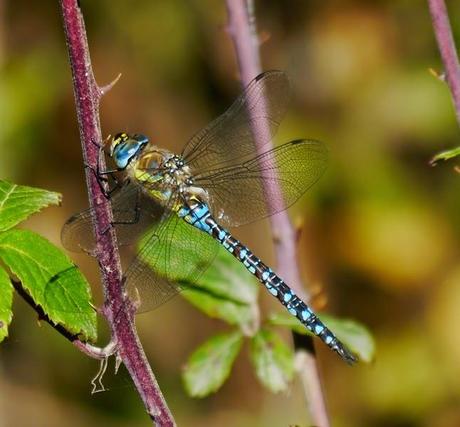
[62,71,356,364]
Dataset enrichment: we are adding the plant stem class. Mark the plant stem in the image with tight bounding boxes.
[428,0,460,128]
[59,1,174,425]
[224,1,330,426]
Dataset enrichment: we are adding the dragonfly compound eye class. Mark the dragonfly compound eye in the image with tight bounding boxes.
[133,134,149,146]
[111,133,149,170]
[110,132,129,155]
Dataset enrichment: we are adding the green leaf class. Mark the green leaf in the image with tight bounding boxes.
[430,146,460,164]
[182,248,258,329]
[0,229,96,341]
[0,266,13,343]
[182,331,243,397]
[0,180,61,232]
[269,312,376,363]
[249,328,294,393]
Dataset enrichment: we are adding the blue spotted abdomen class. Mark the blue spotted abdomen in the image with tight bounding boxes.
[178,200,355,363]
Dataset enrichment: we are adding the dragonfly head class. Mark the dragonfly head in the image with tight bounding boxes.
[110,132,149,170]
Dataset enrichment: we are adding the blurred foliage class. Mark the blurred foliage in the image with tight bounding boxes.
[181,241,260,331]
[182,330,243,398]
[249,328,295,393]
[180,247,369,396]
[1,0,460,426]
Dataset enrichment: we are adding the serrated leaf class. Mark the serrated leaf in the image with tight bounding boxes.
[250,328,294,393]
[430,146,460,164]
[182,331,243,397]
[0,180,61,232]
[0,266,13,343]
[0,229,96,341]
[182,248,258,328]
[269,312,375,363]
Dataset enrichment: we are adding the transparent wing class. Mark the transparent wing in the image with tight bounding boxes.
[123,200,220,313]
[182,70,290,173]
[62,187,219,314]
[193,139,328,227]
[61,181,165,252]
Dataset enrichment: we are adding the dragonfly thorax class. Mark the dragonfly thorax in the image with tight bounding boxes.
[135,148,191,184]
[110,133,209,204]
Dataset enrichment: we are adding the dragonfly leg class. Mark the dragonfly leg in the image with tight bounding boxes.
[84,138,123,198]
[84,162,108,196]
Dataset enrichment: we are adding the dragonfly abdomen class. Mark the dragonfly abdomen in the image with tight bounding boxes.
[178,200,356,364]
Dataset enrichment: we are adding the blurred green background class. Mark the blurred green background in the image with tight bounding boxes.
[2,0,460,426]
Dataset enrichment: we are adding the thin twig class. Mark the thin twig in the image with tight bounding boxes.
[74,340,118,360]
[428,0,460,127]
[59,1,175,425]
[224,1,330,426]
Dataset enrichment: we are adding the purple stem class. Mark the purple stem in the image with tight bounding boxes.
[224,1,330,426]
[225,0,304,298]
[59,1,175,425]
[428,0,460,127]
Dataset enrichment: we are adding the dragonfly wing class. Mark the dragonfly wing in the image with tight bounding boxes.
[123,204,220,313]
[193,139,328,227]
[182,71,290,173]
[61,181,165,252]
